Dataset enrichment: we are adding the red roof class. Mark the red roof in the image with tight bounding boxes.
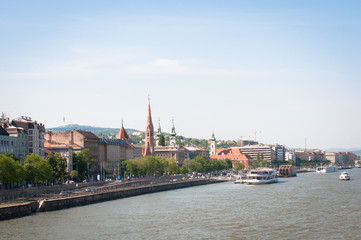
[116,127,129,140]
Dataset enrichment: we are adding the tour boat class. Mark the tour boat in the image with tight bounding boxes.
[237,168,278,185]
[339,171,350,181]
[316,166,337,173]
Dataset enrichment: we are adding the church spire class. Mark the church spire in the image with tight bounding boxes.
[157,118,162,137]
[170,117,176,146]
[210,129,216,141]
[144,97,155,156]
[170,117,176,137]
[209,130,217,156]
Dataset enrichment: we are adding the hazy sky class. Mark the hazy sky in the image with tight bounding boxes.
[1,0,360,150]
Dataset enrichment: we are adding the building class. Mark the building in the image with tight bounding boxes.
[0,126,14,156]
[236,144,285,163]
[4,125,28,164]
[285,151,296,164]
[45,129,99,164]
[154,145,187,166]
[294,149,325,162]
[44,142,73,173]
[1,114,42,164]
[326,152,356,166]
[210,148,249,168]
[209,131,216,156]
[11,116,45,158]
[184,146,210,159]
[153,116,187,166]
[98,138,127,175]
[143,100,155,156]
[115,121,142,159]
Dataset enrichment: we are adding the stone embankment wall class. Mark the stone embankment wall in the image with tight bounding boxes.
[0,179,221,221]
[38,179,217,212]
[0,202,38,221]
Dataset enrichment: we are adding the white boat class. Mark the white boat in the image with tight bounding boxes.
[234,177,243,184]
[316,166,337,173]
[339,171,350,181]
[237,169,278,185]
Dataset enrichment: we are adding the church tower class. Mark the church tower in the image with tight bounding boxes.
[209,130,217,155]
[116,119,129,142]
[169,117,176,146]
[144,98,155,156]
[155,118,161,146]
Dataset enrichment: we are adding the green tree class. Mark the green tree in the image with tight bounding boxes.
[0,154,24,186]
[225,159,233,169]
[234,161,245,170]
[73,149,96,180]
[69,170,78,180]
[4,152,20,162]
[158,134,165,146]
[250,153,269,169]
[123,159,141,177]
[165,158,180,175]
[24,154,52,184]
[46,152,68,182]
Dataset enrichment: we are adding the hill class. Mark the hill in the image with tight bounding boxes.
[47,124,140,137]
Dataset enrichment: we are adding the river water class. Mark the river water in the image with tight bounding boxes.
[1,168,361,240]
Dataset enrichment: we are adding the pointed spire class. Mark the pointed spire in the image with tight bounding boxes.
[157,117,162,136]
[210,129,216,141]
[170,117,176,136]
[144,97,154,156]
[146,99,153,130]
[116,119,129,140]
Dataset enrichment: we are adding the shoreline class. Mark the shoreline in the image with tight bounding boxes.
[0,179,224,221]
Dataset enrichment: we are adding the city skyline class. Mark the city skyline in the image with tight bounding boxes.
[1,1,361,150]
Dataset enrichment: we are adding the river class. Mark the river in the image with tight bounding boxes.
[1,168,361,240]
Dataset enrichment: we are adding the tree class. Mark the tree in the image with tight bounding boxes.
[0,154,24,186]
[158,134,165,146]
[234,161,245,170]
[46,152,68,182]
[123,160,141,177]
[69,170,78,180]
[24,154,52,184]
[165,158,180,175]
[73,149,95,180]
[4,152,19,162]
[250,153,269,169]
[225,159,233,169]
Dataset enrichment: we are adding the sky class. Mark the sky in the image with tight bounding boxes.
[1,0,361,150]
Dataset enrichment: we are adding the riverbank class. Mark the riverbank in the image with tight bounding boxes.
[0,179,223,221]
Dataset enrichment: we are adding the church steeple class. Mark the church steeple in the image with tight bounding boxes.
[116,119,129,141]
[170,117,176,146]
[210,130,216,141]
[209,130,217,156]
[144,97,155,156]
[155,118,162,146]
[157,118,162,137]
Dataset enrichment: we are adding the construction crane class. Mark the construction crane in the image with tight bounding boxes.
[254,130,262,142]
